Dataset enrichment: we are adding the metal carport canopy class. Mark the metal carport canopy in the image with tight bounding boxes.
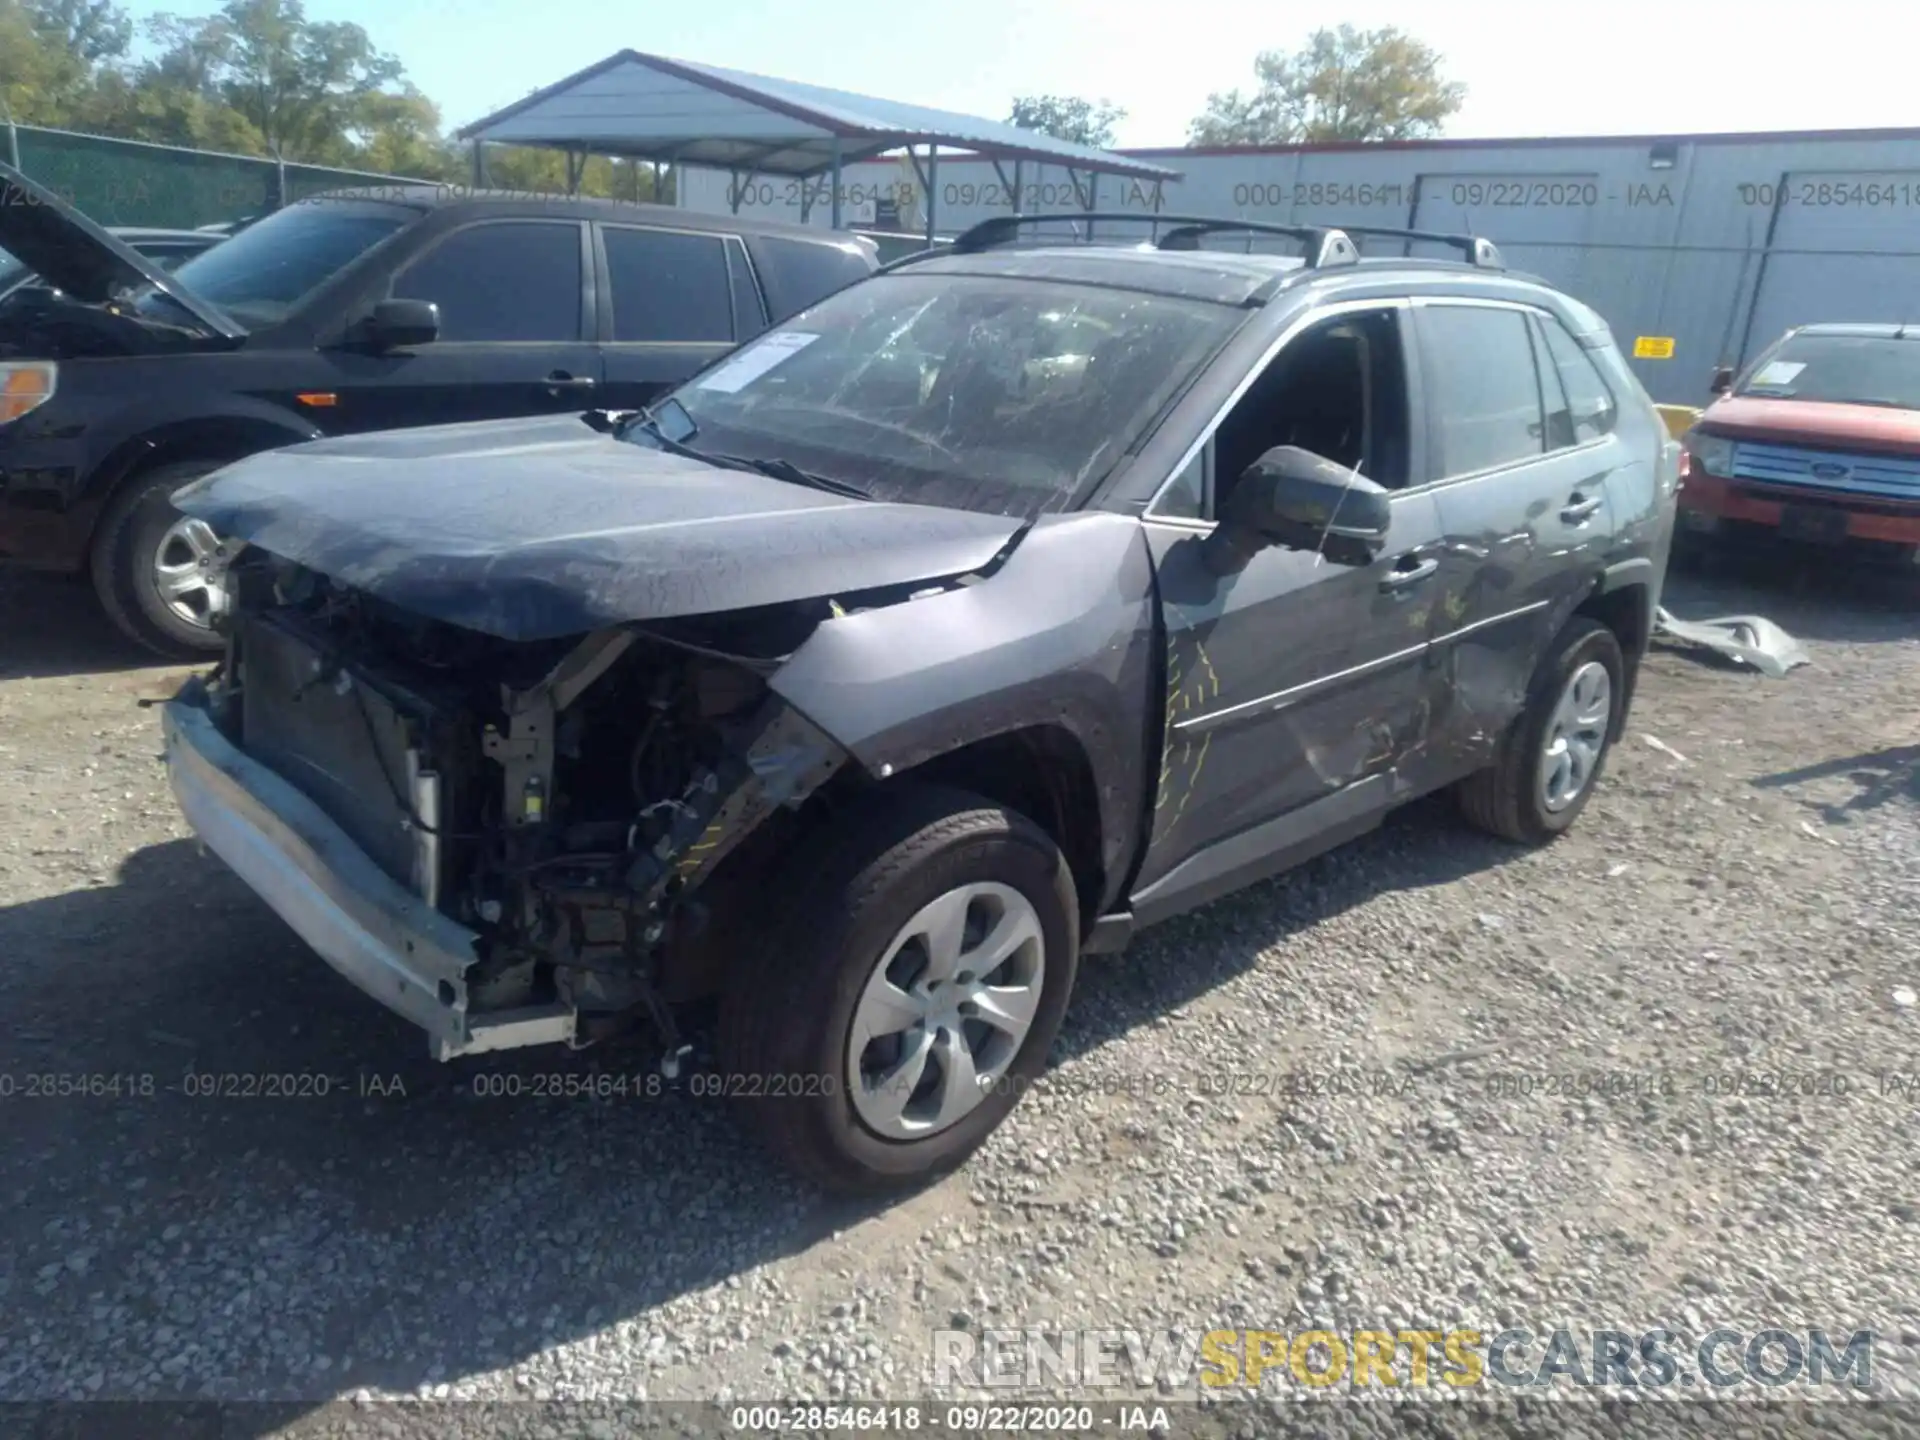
[453,49,1181,239]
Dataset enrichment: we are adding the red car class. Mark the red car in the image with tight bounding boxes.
[1679,323,1920,565]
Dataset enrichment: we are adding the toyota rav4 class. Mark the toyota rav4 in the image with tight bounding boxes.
[159,214,1680,1192]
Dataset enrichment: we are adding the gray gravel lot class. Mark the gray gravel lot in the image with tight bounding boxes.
[2,547,1918,1436]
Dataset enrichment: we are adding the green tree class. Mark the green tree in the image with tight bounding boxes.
[1189,25,1465,146]
[227,0,396,159]
[348,86,459,179]
[26,0,130,64]
[0,0,89,124]
[479,145,671,202]
[1008,94,1126,149]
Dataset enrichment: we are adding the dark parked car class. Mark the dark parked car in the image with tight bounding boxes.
[160,214,1679,1192]
[0,226,224,303]
[1680,324,1920,564]
[0,163,878,654]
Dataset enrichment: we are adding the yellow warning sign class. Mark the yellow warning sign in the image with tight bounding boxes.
[1633,336,1675,359]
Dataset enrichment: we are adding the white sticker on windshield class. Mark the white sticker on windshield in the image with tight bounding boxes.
[1751,360,1806,387]
[695,331,820,394]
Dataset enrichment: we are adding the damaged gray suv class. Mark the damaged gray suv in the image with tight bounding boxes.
[161,213,1681,1192]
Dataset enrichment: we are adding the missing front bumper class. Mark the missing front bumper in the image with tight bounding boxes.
[161,682,575,1060]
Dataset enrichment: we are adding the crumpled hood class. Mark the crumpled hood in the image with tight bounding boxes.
[171,414,1026,642]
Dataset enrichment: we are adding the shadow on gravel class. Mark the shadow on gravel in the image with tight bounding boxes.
[1753,743,1920,820]
[0,793,1518,1419]
[0,569,168,681]
[1053,792,1521,1068]
[0,838,879,1418]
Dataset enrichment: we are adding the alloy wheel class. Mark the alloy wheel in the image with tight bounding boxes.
[846,881,1047,1140]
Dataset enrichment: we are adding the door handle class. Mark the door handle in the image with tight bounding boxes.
[1560,493,1603,524]
[543,370,597,394]
[1379,555,1439,591]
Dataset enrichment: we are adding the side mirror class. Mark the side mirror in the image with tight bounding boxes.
[361,298,439,350]
[1709,364,1734,395]
[1202,446,1392,576]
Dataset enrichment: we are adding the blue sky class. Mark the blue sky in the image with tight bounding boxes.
[123,0,1920,147]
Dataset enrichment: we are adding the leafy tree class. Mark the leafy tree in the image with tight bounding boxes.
[142,0,405,162]
[0,0,89,124]
[27,0,129,64]
[1008,94,1127,149]
[478,145,670,202]
[348,86,458,179]
[1189,25,1465,146]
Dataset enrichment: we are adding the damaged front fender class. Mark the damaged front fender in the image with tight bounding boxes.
[767,511,1161,914]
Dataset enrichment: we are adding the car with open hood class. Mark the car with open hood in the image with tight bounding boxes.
[1679,323,1920,564]
[160,213,1679,1192]
[0,225,223,305]
[0,162,877,655]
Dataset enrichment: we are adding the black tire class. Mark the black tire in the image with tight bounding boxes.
[1456,616,1625,845]
[90,460,230,658]
[718,784,1080,1195]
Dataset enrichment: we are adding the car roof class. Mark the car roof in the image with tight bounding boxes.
[1788,322,1920,340]
[896,242,1541,308]
[296,185,870,245]
[109,227,221,244]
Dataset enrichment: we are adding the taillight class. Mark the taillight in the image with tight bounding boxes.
[0,363,57,426]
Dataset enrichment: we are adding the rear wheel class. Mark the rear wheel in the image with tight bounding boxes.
[1457,617,1624,845]
[718,785,1079,1194]
[90,461,231,658]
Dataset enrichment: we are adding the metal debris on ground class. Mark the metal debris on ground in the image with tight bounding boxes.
[1652,607,1811,678]
[1641,734,1692,765]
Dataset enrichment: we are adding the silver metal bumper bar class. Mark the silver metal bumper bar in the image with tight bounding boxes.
[162,686,574,1060]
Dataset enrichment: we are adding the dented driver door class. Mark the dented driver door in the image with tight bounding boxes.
[1129,484,1447,916]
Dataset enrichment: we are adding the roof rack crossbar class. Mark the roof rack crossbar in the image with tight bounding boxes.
[951,211,1362,269]
[947,211,1504,270]
[1329,224,1504,269]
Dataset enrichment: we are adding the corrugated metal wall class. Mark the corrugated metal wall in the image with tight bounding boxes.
[678,130,1920,406]
[7,124,432,231]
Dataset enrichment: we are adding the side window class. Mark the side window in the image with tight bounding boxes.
[1534,312,1618,444]
[392,222,582,342]
[1418,305,1545,477]
[1195,306,1412,518]
[1155,450,1207,520]
[602,227,733,343]
[750,235,868,318]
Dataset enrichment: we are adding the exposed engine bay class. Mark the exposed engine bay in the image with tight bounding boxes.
[0,290,221,360]
[204,550,856,1056]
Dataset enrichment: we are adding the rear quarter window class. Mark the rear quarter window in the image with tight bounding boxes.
[748,236,875,321]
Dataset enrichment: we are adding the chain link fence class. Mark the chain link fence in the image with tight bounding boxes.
[5,122,433,228]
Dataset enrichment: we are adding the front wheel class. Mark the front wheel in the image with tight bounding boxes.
[90,461,231,658]
[1456,616,1625,845]
[718,785,1080,1194]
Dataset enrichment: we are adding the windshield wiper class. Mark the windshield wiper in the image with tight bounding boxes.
[725,455,870,500]
[619,405,869,500]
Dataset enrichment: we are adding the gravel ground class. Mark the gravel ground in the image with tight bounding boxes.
[2,546,1918,1436]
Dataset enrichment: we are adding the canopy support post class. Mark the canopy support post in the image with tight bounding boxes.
[926,145,939,246]
[830,135,844,230]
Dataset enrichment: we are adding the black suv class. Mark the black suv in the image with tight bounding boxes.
[0,164,877,654]
[160,214,1679,1192]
